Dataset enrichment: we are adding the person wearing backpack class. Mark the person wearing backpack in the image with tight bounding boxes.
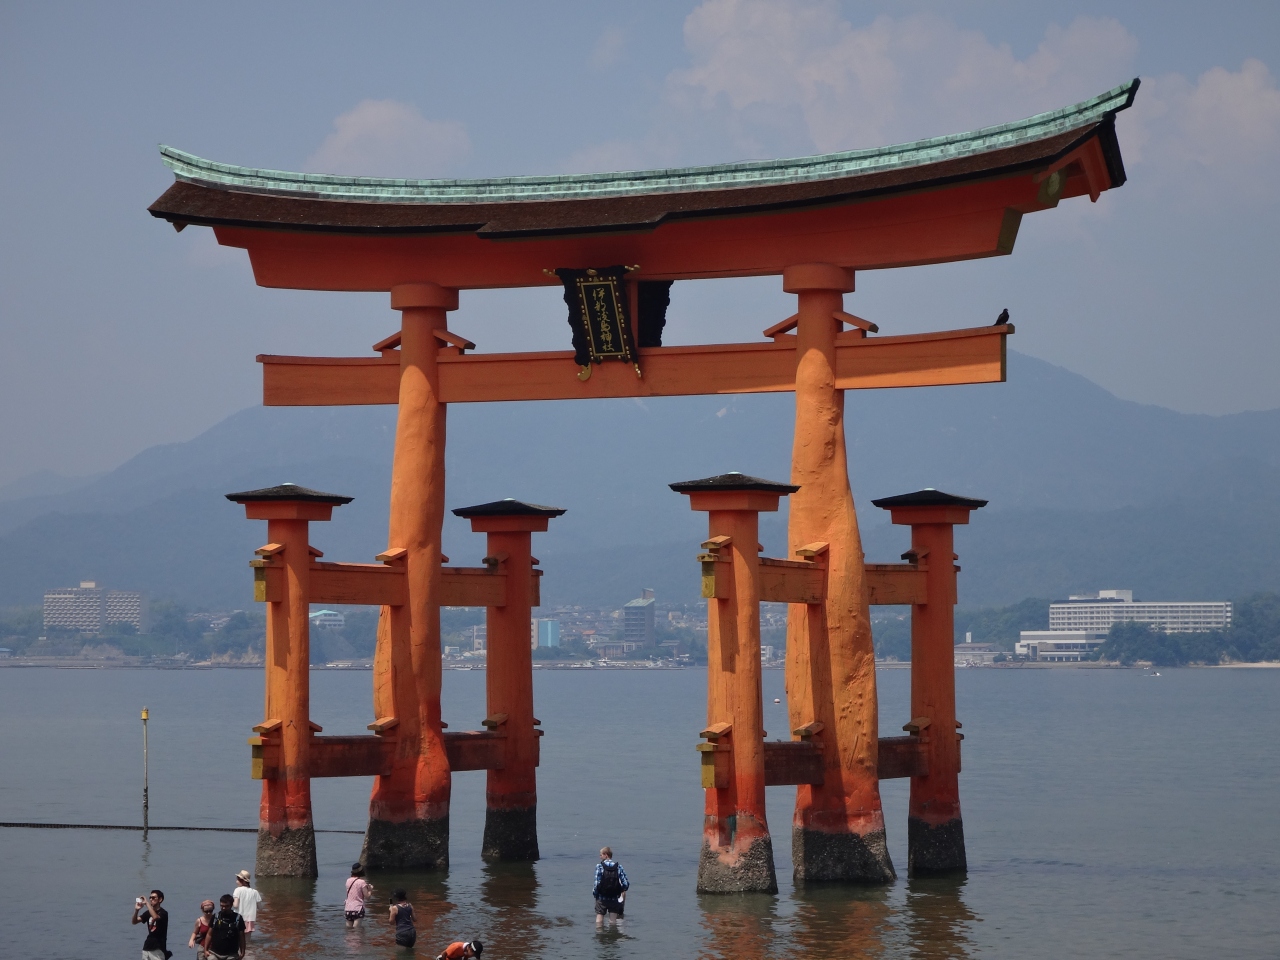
[592,846,630,927]
[202,895,245,960]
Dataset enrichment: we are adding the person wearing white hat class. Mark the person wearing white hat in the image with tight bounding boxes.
[231,871,262,935]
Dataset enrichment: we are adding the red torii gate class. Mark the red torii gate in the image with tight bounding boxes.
[154,80,1138,889]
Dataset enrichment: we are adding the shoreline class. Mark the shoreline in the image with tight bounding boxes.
[2,658,1278,670]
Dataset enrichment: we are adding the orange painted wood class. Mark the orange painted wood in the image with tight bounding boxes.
[757,558,826,604]
[437,568,507,607]
[480,528,540,814]
[215,175,1043,292]
[876,736,930,780]
[864,564,929,605]
[763,740,825,786]
[368,284,453,834]
[309,736,396,778]
[783,263,891,876]
[257,326,1009,406]
[442,730,514,772]
[259,518,314,836]
[309,562,406,606]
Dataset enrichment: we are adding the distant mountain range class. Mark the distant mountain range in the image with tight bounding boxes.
[2,351,1277,611]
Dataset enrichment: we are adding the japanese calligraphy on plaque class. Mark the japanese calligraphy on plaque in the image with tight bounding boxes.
[556,266,641,379]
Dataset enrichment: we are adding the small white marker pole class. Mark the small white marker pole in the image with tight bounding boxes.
[141,706,149,832]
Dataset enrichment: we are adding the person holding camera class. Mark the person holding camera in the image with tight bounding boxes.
[345,862,374,927]
[131,889,169,960]
[389,889,417,949]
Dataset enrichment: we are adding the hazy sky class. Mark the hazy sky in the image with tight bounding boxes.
[2,1,1279,486]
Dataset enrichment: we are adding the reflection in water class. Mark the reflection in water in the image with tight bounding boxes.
[903,876,975,960]
[698,893,781,960]
[787,883,893,960]
[475,861,548,959]
[256,877,322,959]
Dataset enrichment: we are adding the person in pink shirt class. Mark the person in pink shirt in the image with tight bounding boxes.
[344,863,374,927]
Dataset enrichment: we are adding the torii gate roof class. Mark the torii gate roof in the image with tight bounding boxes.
[149,80,1137,290]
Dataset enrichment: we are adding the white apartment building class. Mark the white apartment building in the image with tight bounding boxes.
[1049,590,1231,634]
[44,581,149,634]
[309,609,345,629]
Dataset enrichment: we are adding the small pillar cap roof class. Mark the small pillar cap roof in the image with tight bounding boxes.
[669,472,799,494]
[871,488,987,510]
[225,483,353,505]
[452,498,566,518]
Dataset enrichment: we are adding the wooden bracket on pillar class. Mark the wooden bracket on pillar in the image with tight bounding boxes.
[701,721,732,740]
[481,713,509,730]
[253,719,282,735]
[376,547,408,564]
[903,717,932,735]
[367,716,399,734]
[792,720,825,741]
[834,309,878,334]
[697,741,732,789]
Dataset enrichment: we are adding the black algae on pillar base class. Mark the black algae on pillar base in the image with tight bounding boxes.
[907,817,967,877]
[361,818,450,871]
[256,825,318,878]
[482,807,539,862]
[695,836,779,893]
[792,826,896,884]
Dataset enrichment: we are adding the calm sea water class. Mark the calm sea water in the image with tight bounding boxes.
[1,665,1277,959]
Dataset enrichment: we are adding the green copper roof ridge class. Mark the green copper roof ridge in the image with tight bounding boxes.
[160,79,1137,204]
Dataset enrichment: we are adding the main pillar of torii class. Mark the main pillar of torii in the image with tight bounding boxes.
[783,263,894,883]
[362,282,457,869]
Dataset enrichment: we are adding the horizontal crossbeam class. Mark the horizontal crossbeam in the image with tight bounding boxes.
[252,563,538,608]
[258,325,1010,406]
[250,728,541,780]
[863,563,929,605]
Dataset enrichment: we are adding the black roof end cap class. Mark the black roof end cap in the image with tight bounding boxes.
[871,488,987,510]
[226,483,353,505]
[669,472,799,494]
[452,498,566,519]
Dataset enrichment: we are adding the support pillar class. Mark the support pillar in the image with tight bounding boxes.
[872,489,986,876]
[454,498,565,861]
[364,282,458,870]
[782,263,894,883]
[673,473,797,894]
[226,483,353,877]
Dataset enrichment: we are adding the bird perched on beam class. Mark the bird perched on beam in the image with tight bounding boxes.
[995,308,1010,326]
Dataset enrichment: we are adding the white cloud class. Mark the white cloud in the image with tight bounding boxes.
[667,2,1137,154]
[1122,59,1280,185]
[591,25,626,69]
[305,99,471,179]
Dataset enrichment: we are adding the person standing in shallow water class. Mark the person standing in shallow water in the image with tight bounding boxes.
[189,900,215,960]
[345,862,374,927]
[231,871,261,936]
[593,846,630,928]
[131,889,169,960]
[389,889,416,949]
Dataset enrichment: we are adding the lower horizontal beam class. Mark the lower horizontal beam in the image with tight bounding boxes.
[701,735,932,787]
[259,325,1009,406]
[877,736,930,779]
[250,735,395,780]
[443,730,508,771]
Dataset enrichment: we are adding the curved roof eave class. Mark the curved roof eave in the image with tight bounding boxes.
[158,80,1138,205]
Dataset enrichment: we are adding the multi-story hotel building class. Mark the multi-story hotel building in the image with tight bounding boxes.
[43,581,149,634]
[1049,590,1232,634]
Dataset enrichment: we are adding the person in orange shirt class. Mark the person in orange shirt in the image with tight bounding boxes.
[436,940,483,959]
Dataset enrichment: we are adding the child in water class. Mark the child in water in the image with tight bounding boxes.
[436,941,483,959]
